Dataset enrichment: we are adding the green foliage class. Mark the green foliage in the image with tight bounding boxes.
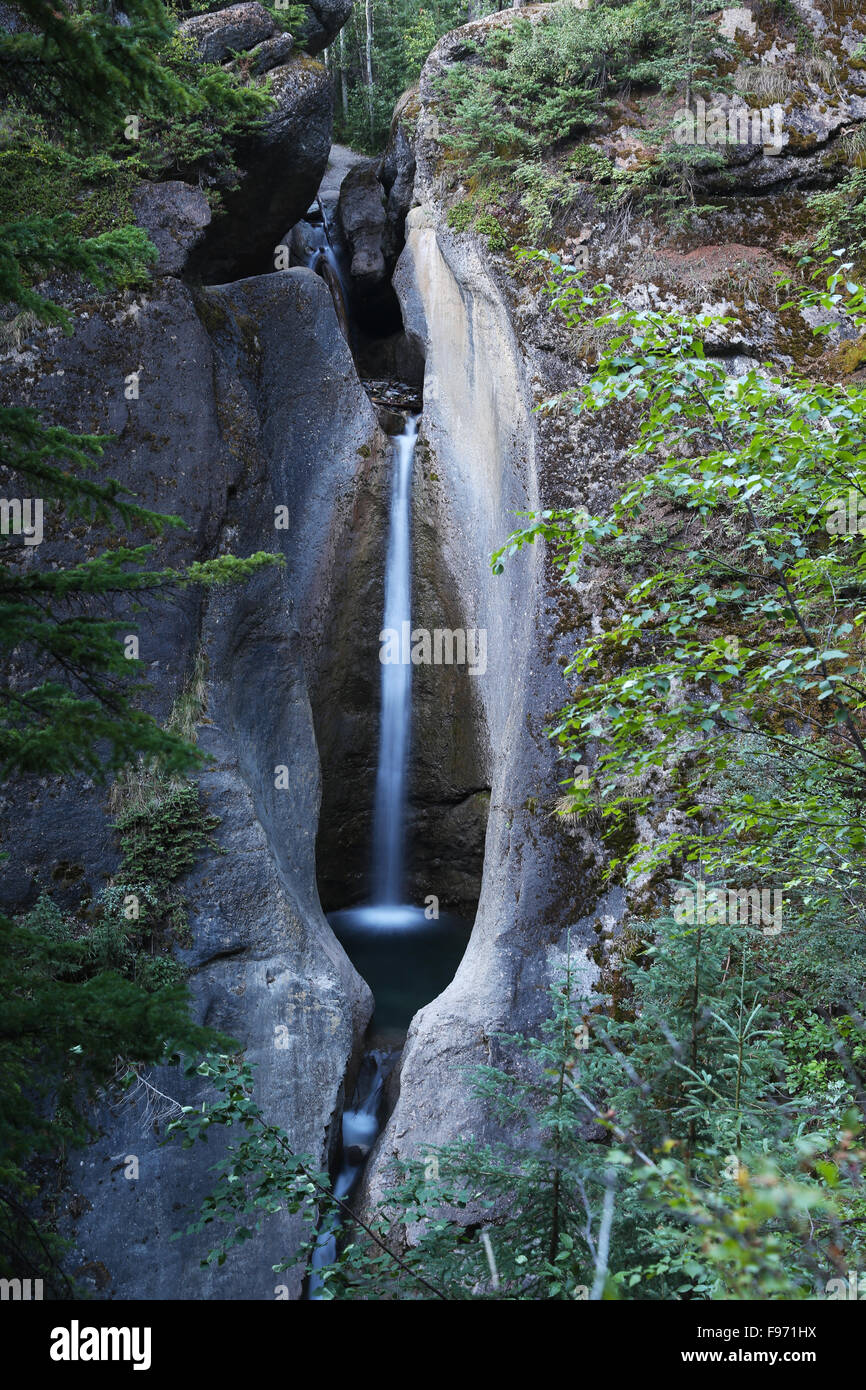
[260,2,308,40]
[435,0,729,184]
[474,210,508,251]
[512,161,576,245]
[493,254,866,891]
[445,188,510,248]
[0,0,189,141]
[0,546,280,782]
[332,1,502,153]
[403,5,438,82]
[796,166,866,277]
[0,218,157,335]
[331,0,727,161]
[446,199,474,232]
[139,29,272,193]
[421,0,734,238]
[113,780,222,938]
[0,899,225,1290]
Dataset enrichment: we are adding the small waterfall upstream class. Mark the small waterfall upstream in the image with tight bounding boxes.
[303,200,353,344]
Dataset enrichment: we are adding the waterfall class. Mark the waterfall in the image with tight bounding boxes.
[370,417,418,905]
[308,1052,389,1299]
[315,414,470,1295]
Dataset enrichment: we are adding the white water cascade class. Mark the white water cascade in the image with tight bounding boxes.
[308,1052,388,1299]
[371,416,418,905]
[314,415,471,1294]
[329,414,468,998]
[304,200,353,343]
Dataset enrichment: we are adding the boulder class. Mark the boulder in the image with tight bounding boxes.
[337,158,387,290]
[179,2,276,62]
[188,56,333,282]
[249,30,295,73]
[380,87,418,263]
[289,218,323,265]
[302,0,354,55]
[130,180,212,277]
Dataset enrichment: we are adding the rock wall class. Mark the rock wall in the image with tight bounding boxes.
[360,206,603,1205]
[360,0,866,1210]
[0,262,389,1297]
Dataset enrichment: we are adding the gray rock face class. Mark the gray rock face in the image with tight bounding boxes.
[189,57,333,282]
[249,30,295,73]
[179,2,276,62]
[0,273,224,914]
[303,0,354,55]
[337,159,388,289]
[130,181,212,276]
[380,87,418,263]
[0,264,388,1298]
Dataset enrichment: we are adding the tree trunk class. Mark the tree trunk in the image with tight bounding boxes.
[339,26,348,121]
[364,0,374,143]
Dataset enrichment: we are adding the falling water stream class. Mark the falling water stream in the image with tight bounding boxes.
[328,418,469,1034]
[308,420,420,1299]
[307,1052,389,1299]
[371,416,417,904]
